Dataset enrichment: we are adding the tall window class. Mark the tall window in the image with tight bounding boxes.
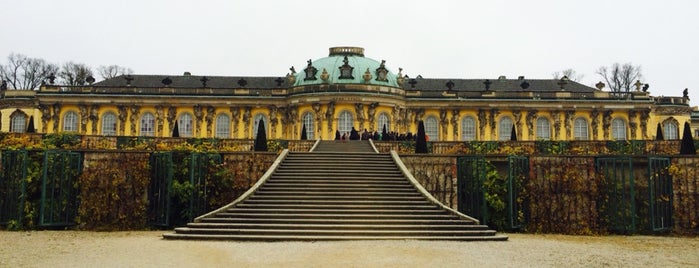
[10,113,26,133]
[461,116,476,141]
[424,116,439,141]
[663,121,679,140]
[102,112,117,136]
[215,114,230,138]
[63,111,79,132]
[253,113,268,137]
[338,111,353,135]
[302,112,315,140]
[140,112,155,136]
[536,117,551,140]
[612,118,626,140]
[377,112,390,132]
[498,117,513,141]
[574,118,588,140]
[179,113,193,137]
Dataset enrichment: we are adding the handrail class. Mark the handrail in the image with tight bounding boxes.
[193,149,290,222]
[309,139,321,152]
[390,150,481,224]
[368,139,379,153]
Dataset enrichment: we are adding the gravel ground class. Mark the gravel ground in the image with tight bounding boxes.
[1,231,698,267]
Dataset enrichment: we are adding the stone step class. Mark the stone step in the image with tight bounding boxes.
[279,162,396,168]
[198,217,474,225]
[246,195,424,201]
[255,187,417,193]
[241,199,430,205]
[268,175,407,181]
[163,233,508,241]
[223,208,448,215]
[234,204,438,210]
[205,213,460,220]
[260,183,413,188]
[252,191,422,196]
[168,228,498,237]
[186,222,487,230]
[265,178,410,184]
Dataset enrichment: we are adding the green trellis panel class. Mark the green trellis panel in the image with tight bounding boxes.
[596,157,636,233]
[508,156,529,229]
[0,150,28,228]
[148,152,173,227]
[189,153,222,221]
[457,156,488,225]
[648,157,673,232]
[40,150,83,227]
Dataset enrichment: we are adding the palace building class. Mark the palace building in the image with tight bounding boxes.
[0,47,695,141]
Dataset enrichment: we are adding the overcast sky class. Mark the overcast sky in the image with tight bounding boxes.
[2,0,697,105]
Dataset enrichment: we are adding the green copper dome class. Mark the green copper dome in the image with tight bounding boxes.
[290,47,401,88]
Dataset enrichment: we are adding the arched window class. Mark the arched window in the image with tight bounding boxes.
[338,111,354,135]
[302,112,314,140]
[424,116,439,141]
[215,114,230,138]
[63,111,79,132]
[536,117,551,140]
[574,118,588,140]
[498,117,513,141]
[252,113,268,137]
[178,113,193,137]
[101,112,117,136]
[461,116,476,141]
[140,112,155,136]
[612,118,626,140]
[377,112,390,132]
[663,121,679,140]
[10,112,26,133]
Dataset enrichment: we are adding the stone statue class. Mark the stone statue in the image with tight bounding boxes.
[551,110,561,140]
[564,110,574,139]
[193,105,203,136]
[440,109,448,135]
[40,104,52,132]
[683,88,689,99]
[639,109,650,139]
[79,105,88,134]
[489,109,499,140]
[155,105,164,136]
[129,106,140,135]
[590,110,600,140]
[628,110,638,139]
[513,110,522,139]
[451,109,459,139]
[477,109,487,140]
[526,110,538,139]
[90,105,99,133]
[118,105,128,135]
[325,101,335,133]
[602,110,612,140]
[205,106,215,137]
[167,106,177,133]
[52,103,61,133]
[230,107,240,138]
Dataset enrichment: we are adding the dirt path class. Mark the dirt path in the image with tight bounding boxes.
[1,231,698,267]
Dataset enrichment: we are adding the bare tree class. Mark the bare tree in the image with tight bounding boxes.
[58,62,94,86]
[0,53,58,90]
[596,63,642,92]
[552,68,584,82]
[97,65,133,80]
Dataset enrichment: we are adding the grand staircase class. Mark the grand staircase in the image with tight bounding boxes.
[163,140,507,241]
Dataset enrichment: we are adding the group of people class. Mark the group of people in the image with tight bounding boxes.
[335,128,423,141]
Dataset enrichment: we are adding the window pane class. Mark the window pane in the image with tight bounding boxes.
[425,116,439,141]
[461,117,476,141]
[215,114,230,138]
[499,117,513,141]
[253,114,267,138]
[179,113,193,137]
[63,112,78,132]
[612,118,626,140]
[10,114,26,133]
[536,117,551,140]
[574,118,588,140]
[102,113,117,136]
[140,113,155,136]
[377,113,390,132]
[663,122,678,140]
[338,111,353,135]
[302,112,314,140]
